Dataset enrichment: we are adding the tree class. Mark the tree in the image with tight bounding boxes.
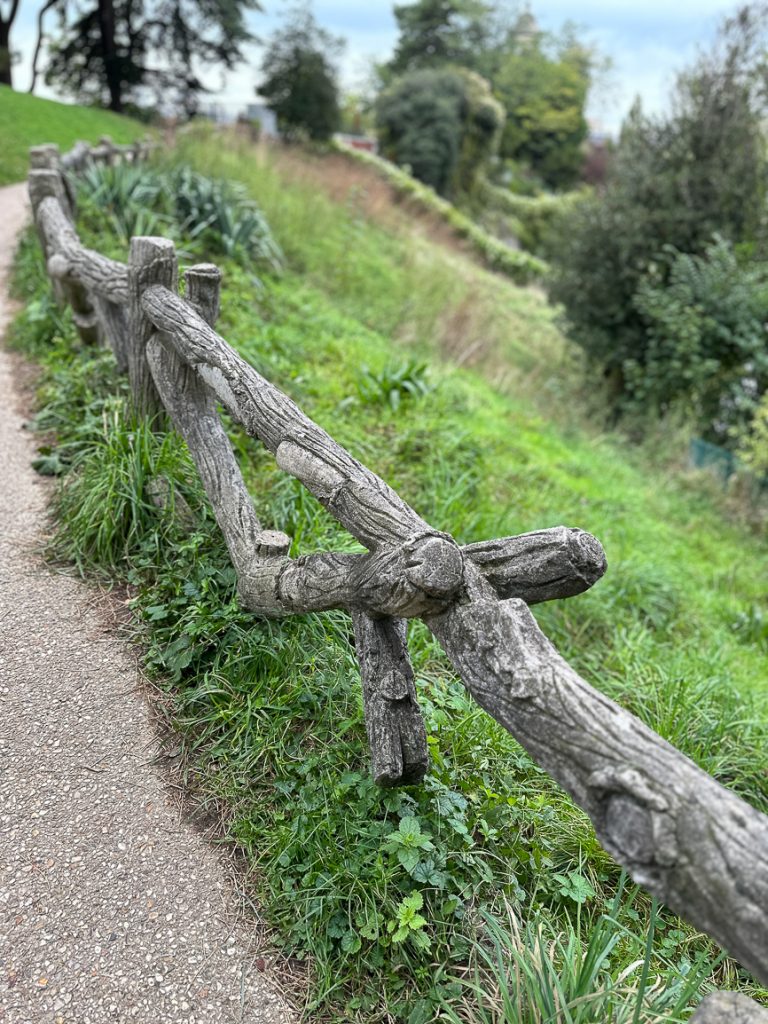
[381,3,596,189]
[259,5,342,142]
[375,67,503,198]
[29,0,60,94]
[386,0,494,78]
[494,33,591,189]
[0,0,20,87]
[548,4,768,433]
[45,0,259,114]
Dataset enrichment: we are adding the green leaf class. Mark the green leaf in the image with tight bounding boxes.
[401,892,424,914]
[397,847,421,873]
[341,929,362,954]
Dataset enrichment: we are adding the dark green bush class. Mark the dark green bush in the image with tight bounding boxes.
[548,7,768,426]
[630,239,768,439]
[375,67,503,199]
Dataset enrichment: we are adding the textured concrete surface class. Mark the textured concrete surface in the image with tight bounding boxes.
[0,182,297,1023]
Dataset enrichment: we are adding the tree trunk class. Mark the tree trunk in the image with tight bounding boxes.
[0,20,12,87]
[97,0,122,112]
[28,0,59,94]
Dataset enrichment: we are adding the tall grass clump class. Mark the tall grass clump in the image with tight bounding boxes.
[443,887,723,1024]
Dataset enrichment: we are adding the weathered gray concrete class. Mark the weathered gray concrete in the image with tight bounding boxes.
[0,182,298,1023]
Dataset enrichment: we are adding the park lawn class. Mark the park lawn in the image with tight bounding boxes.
[0,87,147,185]
[9,135,768,1020]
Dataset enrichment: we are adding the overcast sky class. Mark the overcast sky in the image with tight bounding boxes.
[10,0,742,135]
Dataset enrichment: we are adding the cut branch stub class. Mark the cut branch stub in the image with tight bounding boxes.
[128,237,177,420]
[464,526,606,603]
[352,612,429,787]
[185,263,221,325]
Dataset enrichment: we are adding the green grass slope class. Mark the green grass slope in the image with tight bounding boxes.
[9,138,768,1020]
[0,86,147,185]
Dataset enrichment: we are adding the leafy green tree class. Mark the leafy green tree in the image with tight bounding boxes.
[631,239,768,437]
[386,0,494,78]
[548,4,768,429]
[259,5,343,142]
[45,0,259,113]
[495,37,591,189]
[375,66,503,198]
[382,4,596,189]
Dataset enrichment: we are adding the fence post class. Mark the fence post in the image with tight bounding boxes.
[29,143,78,220]
[128,236,177,420]
[28,167,98,345]
[29,143,60,170]
[99,135,116,166]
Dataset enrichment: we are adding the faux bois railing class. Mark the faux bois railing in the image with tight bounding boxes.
[24,140,768,1023]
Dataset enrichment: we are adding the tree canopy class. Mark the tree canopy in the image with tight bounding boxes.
[259,5,343,142]
[387,0,494,78]
[381,0,595,189]
[45,0,259,114]
[494,35,591,189]
[375,66,503,198]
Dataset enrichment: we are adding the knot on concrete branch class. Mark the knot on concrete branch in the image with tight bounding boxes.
[589,766,678,871]
[47,253,71,280]
[404,533,464,599]
[569,527,608,586]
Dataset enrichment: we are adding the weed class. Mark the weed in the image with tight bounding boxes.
[357,358,432,411]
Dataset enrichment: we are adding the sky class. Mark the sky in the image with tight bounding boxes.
[9,0,743,135]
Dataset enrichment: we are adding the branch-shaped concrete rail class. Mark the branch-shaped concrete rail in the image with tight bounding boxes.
[139,281,768,987]
[26,143,768,1010]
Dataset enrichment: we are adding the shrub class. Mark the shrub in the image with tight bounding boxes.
[478,179,589,255]
[356,358,432,411]
[76,161,283,270]
[169,166,283,269]
[375,67,504,200]
[630,238,768,438]
[548,6,768,419]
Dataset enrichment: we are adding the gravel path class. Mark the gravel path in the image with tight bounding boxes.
[0,183,298,1024]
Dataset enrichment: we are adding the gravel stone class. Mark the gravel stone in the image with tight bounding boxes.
[0,182,298,1024]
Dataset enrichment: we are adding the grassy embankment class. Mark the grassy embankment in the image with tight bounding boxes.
[9,126,768,1021]
[0,85,146,185]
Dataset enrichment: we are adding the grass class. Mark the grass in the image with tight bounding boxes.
[9,140,768,1021]
[0,86,147,185]
[329,140,548,282]
[171,128,568,395]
